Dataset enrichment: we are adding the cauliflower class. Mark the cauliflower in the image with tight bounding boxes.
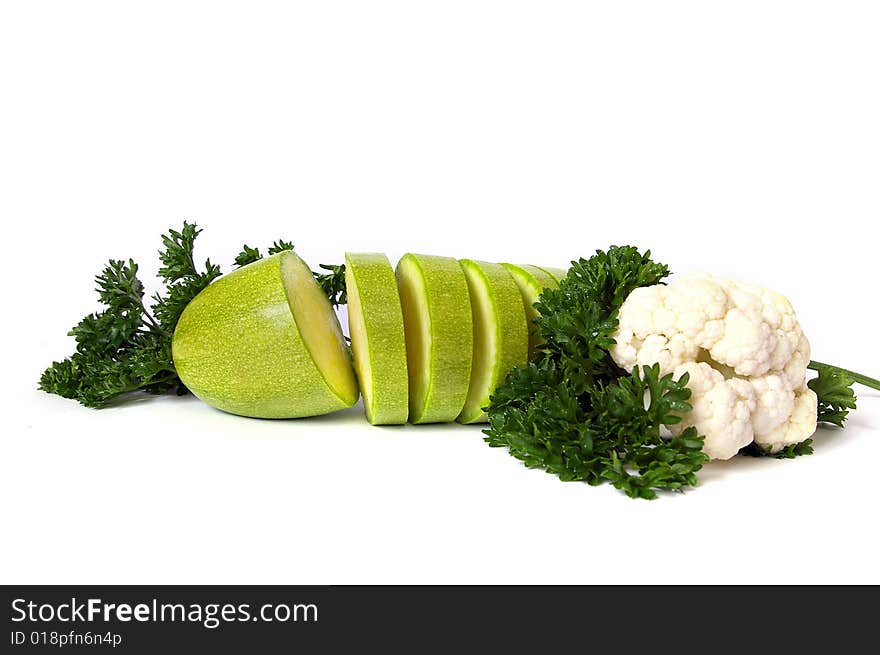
[610,275,817,459]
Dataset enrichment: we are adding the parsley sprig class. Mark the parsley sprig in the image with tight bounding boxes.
[313,264,347,307]
[484,246,709,499]
[40,224,347,407]
[807,361,869,427]
[39,223,221,407]
[233,240,296,268]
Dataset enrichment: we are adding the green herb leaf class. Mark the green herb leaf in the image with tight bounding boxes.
[234,244,262,268]
[807,363,860,427]
[158,223,204,282]
[739,439,815,459]
[485,246,707,499]
[39,222,219,407]
[559,246,670,311]
[314,263,347,307]
[267,240,294,255]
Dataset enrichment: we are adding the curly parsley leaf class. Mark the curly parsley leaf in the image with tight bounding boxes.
[807,362,860,427]
[485,246,707,499]
[485,360,707,499]
[235,240,296,268]
[314,263,347,307]
[158,223,206,281]
[560,245,670,311]
[268,240,295,255]
[740,439,815,459]
[39,222,219,408]
[234,244,263,268]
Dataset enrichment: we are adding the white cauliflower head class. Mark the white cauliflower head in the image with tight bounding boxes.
[611,275,817,459]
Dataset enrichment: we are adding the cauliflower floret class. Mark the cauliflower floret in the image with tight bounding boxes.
[753,387,818,453]
[611,274,816,459]
[783,334,811,391]
[668,362,756,460]
[749,373,796,436]
[709,306,775,377]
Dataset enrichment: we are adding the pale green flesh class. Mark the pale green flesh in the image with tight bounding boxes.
[172,251,358,419]
[397,256,430,420]
[501,263,558,358]
[396,254,473,424]
[457,260,528,424]
[283,253,358,405]
[347,273,375,416]
[345,253,409,425]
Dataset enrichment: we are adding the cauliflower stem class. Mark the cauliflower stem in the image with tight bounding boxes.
[809,361,880,396]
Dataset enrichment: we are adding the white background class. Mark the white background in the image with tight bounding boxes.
[2,1,878,584]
